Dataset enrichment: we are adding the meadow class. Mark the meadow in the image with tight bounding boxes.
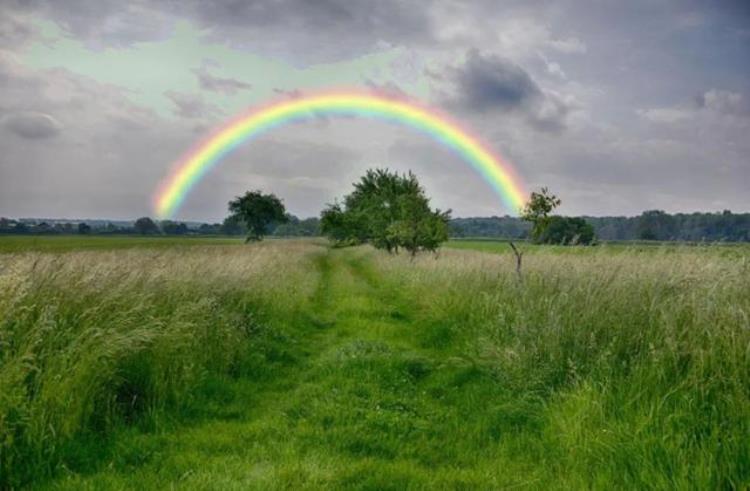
[0,236,748,489]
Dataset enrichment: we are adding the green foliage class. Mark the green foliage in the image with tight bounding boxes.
[227,190,288,241]
[321,169,451,255]
[133,217,159,235]
[272,215,320,237]
[160,220,189,235]
[541,216,595,245]
[450,216,531,238]
[636,209,676,240]
[220,214,247,236]
[77,222,91,234]
[520,187,561,242]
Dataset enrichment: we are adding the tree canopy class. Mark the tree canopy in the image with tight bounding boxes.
[133,217,160,235]
[227,191,288,242]
[321,169,451,255]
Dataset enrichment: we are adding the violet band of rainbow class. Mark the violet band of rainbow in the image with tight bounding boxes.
[154,92,526,218]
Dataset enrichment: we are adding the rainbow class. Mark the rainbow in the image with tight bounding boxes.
[154,91,526,218]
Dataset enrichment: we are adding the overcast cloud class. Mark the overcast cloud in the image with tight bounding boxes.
[0,0,748,220]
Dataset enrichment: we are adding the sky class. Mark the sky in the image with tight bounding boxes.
[0,0,748,221]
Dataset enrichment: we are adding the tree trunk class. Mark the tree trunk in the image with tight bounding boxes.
[508,241,523,281]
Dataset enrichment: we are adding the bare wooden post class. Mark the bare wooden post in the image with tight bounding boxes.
[508,241,523,280]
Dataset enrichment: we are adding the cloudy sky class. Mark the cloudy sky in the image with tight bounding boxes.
[0,0,748,221]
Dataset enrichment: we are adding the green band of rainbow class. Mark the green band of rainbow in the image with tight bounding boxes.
[154,91,526,218]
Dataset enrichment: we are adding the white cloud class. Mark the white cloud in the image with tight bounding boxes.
[637,107,691,124]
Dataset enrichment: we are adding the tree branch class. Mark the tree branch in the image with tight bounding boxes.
[508,241,523,281]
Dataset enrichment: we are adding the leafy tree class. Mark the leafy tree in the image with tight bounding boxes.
[220,215,246,236]
[227,190,288,242]
[134,217,160,235]
[77,222,91,234]
[521,187,561,242]
[636,210,675,241]
[198,223,222,235]
[272,216,321,237]
[541,216,595,245]
[321,168,451,255]
[320,202,361,245]
[161,220,189,235]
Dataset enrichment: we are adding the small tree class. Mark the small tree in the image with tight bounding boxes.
[228,190,288,242]
[521,187,561,243]
[133,217,160,235]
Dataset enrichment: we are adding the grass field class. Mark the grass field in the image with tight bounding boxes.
[0,235,244,253]
[1,237,748,489]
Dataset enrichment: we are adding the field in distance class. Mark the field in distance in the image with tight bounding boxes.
[0,237,747,489]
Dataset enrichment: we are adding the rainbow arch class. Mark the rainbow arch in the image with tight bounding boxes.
[153,90,526,218]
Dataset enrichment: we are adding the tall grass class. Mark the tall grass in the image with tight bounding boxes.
[0,242,321,488]
[375,245,750,488]
[1,240,748,488]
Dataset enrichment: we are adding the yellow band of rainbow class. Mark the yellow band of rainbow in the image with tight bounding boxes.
[154,91,526,218]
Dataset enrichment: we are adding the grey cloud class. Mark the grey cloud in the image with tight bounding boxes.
[193,67,252,95]
[4,0,435,62]
[0,10,37,48]
[273,88,304,99]
[1,0,749,218]
[450,49,542,110]
[440,50,572,132]
[164,91,220,119]
[363,80,409,99]
[0,56,193,219]
[696,89,749,117]
[4,0,173,48]
[183,0,434,61]
[3,111,61,139]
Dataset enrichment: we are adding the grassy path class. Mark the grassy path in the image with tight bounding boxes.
[45,247,537,490]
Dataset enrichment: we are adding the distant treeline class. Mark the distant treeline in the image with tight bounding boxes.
[0,215,321,238]
[2,209,749,242]
[451,210,750,242]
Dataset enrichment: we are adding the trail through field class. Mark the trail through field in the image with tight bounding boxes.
[45,247,538,489]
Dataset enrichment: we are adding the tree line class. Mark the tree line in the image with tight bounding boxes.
[0,216,320,237]
[3,170,748,243]
[451,210,750,242]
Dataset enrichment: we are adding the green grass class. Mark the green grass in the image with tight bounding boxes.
[448,238,750,256]
[0,235,245,253]
[1,238,748,489]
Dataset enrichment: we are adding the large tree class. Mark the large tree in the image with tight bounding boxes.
[133,217,160,235]
[321,169,450,255]
[228,190,288,242]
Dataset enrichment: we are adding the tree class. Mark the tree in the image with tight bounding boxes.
[133,217,160,235]
[540,216,595,245]
[220,215,246,236]
[77,222,91,234]
[161,220,189,235]
[636,210,675,241]
[320,168,451,255]
[520,187,561,242]
[227,190,288,242]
